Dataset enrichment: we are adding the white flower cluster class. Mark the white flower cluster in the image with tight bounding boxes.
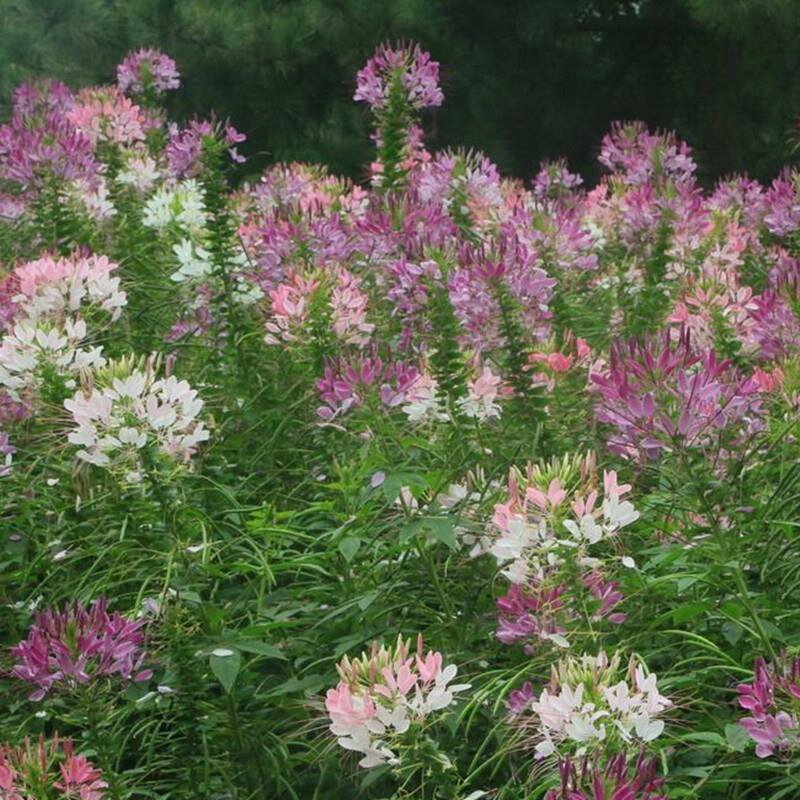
[562,493,640,546]
[402,373,447,423]
[117,152,162,193]
[489,471,640,585]
[64,368,209,482]
[0,320,105,401]
[142,180,207,232]
[528,653,670,759]
[68,177,116,221]
[171,239,213,283]
[490,514,560,585]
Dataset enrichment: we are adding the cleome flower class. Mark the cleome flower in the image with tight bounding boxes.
[545,751,667,800]
[354,43,443,112]
[11,253,127,324]
[591,329,766,462]
[64,359,209,482]
[0,318,106,406]
[324,634,470,768]
[486,453,638,650]
[457,364,504,422]
[264,267,374,348]
[512,651,670,760]
[0,737,107,800]
[117,48,181,96]
[737,655,800,758]
[10,597,151,701]
[142,180,207,233]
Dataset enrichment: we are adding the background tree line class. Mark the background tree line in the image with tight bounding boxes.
[2,0,800,184]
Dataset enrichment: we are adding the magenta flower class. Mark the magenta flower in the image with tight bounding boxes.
[532,159,584,201]
[55,750,108,800]
[355,42,443,111]
[165,118,246,178]
[496,581,568,650]
[10,597,152,700]
[546,752,667,800]
[737,656,800,758]
[591,331,765,461]
[0,738,106,800]
[0,112,99,189]
[449,233,556,352]
[315,355,419,420]
[599,121,695,186]
[117,48,181,95]
[11,80,75,123]
[0,430,14,477]
[747,289,800,360]
[764,171,800,237]
[507,681,536,714]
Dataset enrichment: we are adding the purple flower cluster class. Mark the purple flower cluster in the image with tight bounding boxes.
[591,331,765,461]
[496,581,568,650]
[165,118,246,178]
[117,48,181,95]
[599,120,696,186]
[738,656,800,758]
[496,572,625,653]
[11,598,152,700]
[764,171,800,237]
[532,159,584,201]
[316,355,419,421]
[0,110,98,190]
[354,43,443,111]
[546,752,667,800]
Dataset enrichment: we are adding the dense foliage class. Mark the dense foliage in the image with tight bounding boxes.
[2,41,800,800]
[3,0,800,183]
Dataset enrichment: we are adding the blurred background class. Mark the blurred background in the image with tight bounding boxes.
[2,0,800,185]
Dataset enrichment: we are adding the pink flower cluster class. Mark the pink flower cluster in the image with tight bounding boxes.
[738,656,800,758]
[599,121,696,186]
[264,268,373,347]
[10,253,127,324]
[66,87,147,147]
[0,738,107,800]
[325,635,469,768]
[117,48,181,96]
[10,597,151,701]
[489,455,637,651]
[354,43,443,111]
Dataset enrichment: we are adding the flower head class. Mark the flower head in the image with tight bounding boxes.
[355,43,443,111]
[64,361,209,479]
[738,656,800,758]
[325,635,469,768]
[11,598,151,700]
[117,48,180,95]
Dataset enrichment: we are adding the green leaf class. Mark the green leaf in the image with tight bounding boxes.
[672,601,711,624]
[235,640,286,659]
[721,621,743,645]
[262,674,325,698]
[679,731,726,747]
[725,723,751,752]
[338,536,361,562]
[400,516,458,550]
[421,516,458,549]
[210,649,241,693]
